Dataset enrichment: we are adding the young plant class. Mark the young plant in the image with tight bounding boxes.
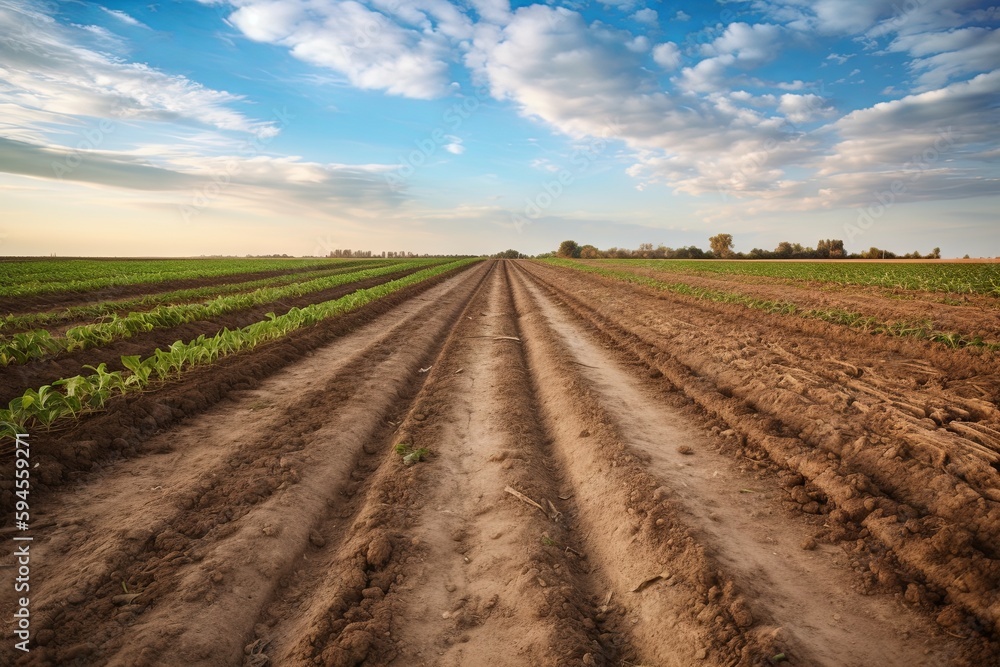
[394,442,430,465]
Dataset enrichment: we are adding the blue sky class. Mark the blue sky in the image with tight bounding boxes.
[0,0,998,257]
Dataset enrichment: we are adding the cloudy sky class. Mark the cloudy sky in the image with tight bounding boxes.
[0,0,997,257]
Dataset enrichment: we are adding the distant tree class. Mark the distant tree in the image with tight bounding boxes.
[860,246,897,259]
[709,233,735,258]
[579,244,601,259]
[774,241,794,258]
[928,247,941,259]
[493,249,526,259]
[557,240,582,258]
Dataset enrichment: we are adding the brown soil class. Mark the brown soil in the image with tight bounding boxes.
[0,267,424,406]
[0,264,350,316]
[0,259,995,666]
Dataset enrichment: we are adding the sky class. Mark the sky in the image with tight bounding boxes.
[0,0,998,258]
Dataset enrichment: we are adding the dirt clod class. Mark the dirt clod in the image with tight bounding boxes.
[366,534,393,569]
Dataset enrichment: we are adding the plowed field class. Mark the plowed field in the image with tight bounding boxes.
[2,259,998,666]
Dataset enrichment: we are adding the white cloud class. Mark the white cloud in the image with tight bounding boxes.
[468,0,511,25]
[699,22,783,63]
[100,7,148,29]
[676,23,785,93]
[652,42,681,69]
[631,8,657,24]
[674,10,690,22]
[0,135,407,218]
[777,93,835,124]
[825,52,854,64]
[0,3,278,137]
[470,6,806,200]
[890,27,1000,90]
[443,135,465,154]
[224,0,472,99]
[627,35,650,52]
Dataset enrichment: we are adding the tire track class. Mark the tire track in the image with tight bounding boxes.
[380,260,626,667]
[249,260,621,667]
[507,262,779,666]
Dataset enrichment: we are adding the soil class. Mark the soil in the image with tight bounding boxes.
[0,259,996,666]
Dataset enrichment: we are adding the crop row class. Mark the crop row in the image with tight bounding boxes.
[0,260,436,366]
[0,260,388,332]
[0,257,340,298]
[0,258,481,439]
[601,259,1000,296]
[545,259,999,350]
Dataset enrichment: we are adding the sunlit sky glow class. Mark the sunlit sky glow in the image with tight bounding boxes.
[1,0,998,257]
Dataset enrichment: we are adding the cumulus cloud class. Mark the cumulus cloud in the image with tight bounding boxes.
[889,27,1000,90]
[652,42,681,69]
[631,8,657,24]
[469,6,807,199]
[777,93,835,124]
[699,22,784,63]
[819,69,1000,177]
[676,23,784,93]
[223,0,472,99]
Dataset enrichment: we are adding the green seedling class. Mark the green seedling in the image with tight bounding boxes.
[394,442,429,465]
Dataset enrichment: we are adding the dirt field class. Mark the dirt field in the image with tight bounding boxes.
[2,259,998,666]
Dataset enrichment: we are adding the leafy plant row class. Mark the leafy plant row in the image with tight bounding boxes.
[0,258,481,439]
[0,257,341,298]
[545,259,1000,351]
[0,260,437,366]
[0,260,392,332]
[601,258,1000,296]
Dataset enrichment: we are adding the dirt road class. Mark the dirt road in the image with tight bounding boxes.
[2,259,994,666]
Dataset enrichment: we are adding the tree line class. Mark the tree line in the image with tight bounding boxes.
[551,237,942,260]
